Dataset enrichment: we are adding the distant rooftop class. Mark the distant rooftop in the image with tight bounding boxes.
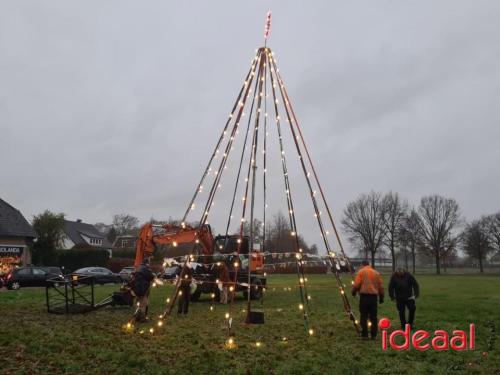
[64,219,112,248]
[0,198,36,238]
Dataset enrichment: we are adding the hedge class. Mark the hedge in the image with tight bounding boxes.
[111,248,136,259]
[55,249,110,272]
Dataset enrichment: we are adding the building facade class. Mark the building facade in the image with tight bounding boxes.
[0,198,37,274]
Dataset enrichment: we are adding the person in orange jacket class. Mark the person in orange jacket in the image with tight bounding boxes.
[351,260,384,339]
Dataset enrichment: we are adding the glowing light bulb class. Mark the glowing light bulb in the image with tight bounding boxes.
[299,304,304,310]
[309,329,314,336]
[225,313,230,319]
[158,320,163,327]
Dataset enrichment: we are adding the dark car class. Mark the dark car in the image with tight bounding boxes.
[118,267,134,282]
[73,267,122,285]
[5,266,63,290]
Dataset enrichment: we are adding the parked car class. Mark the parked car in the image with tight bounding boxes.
[5,266,63,290]
[160,266,181,280]
[118,267,134,282]
[73,267,122,285]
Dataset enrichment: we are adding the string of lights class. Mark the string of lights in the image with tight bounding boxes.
[269,55,359,332]
[267,49,312,334]
[160,53,263,321]
[276,66,354,273]
[226,52,266,338]
[181,52,260,224]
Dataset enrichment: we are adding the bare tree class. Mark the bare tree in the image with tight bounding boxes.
[264,211,311,254]
[242,218,264,246]
[342,191,387,266]
[112,213,140,236]
[404,209,421,274]
[382,192,409,271]
[414,195,461,274]
[461,218,494,273]
[441,235,459,273]
[485,212,500,253]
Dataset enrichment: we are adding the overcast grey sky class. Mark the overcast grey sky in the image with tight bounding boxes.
[1,1,499,253]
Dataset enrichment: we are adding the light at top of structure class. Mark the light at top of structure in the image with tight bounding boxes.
[264,11,272,39]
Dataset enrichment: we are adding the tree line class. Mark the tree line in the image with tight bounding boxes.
[31,197,499,274]
[341,192,500,274]
[30,211,318,264]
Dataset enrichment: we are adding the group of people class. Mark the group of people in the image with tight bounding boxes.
[130,257,417,336]
[129,258,233,322]
[351,260,420,339]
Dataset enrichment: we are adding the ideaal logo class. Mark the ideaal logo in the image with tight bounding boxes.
[379,318,475,351]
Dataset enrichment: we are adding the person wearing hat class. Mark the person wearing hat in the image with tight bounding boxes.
[388,268,420,329]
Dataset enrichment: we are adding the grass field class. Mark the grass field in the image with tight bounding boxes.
[0,273,498,375]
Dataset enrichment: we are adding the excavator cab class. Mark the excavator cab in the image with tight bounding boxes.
[213,235,264,273]
[213,235,249,254]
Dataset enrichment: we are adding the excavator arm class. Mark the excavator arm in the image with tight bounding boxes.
[134,223,214,267]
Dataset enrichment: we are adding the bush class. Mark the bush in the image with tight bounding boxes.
[55,249,110,272]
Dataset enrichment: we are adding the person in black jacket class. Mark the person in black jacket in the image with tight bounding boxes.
[177,263,194,314]
[131,259,155,322]
[388,268,420,329]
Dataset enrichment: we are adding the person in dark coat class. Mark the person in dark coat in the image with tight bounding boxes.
[388,268,420,329]
[218,262,230,304]
[131,258,155,322]
[177,263,194,314]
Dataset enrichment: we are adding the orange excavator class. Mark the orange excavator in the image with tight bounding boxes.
[133,223,266,301]
[134,223,214,267]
